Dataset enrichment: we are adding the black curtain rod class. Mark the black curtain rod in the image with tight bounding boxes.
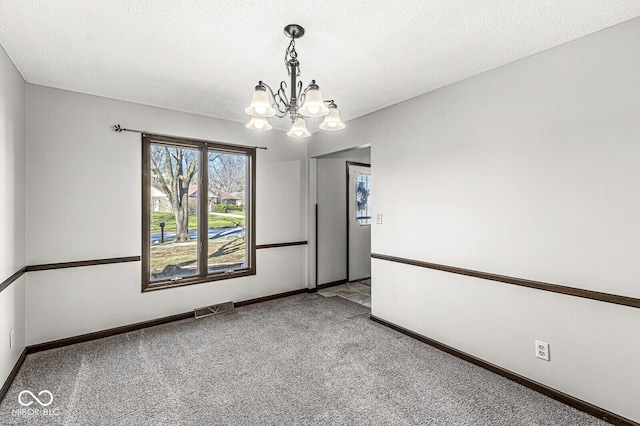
[111,124,268,150]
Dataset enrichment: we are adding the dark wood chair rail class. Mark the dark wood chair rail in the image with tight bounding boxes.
[371,253,640,309]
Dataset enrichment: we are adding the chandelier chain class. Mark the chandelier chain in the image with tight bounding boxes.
[285,38,301,77]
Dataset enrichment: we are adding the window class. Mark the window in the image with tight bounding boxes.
[355,173,371,225]
[142,134,255,291]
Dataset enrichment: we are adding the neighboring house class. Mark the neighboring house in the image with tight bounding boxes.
[151,183,243,212]
[195,188,243,211]
[150,183,172,212]
[228,191,245,207]
[188,187,241,208]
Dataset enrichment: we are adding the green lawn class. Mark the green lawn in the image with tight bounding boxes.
[150,236,246,274]
[151,212,245,232]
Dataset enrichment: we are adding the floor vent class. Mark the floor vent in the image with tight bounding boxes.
[194,301,234,319]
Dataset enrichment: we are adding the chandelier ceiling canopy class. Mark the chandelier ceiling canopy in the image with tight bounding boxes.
[245,24,345,138]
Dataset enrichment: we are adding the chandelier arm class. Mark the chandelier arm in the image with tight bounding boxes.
[276,100,288,113]
[296,80,305,107]
[276,82,290,110]
[297,81,315,107]
[258,80,274,95]
[260,81,288,115]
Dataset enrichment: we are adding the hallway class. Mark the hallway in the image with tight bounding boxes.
[318,280,371,308]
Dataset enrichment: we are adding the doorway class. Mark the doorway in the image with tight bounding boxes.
[314,148,371,308]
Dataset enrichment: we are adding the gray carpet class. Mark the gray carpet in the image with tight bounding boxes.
[0,293,607,425]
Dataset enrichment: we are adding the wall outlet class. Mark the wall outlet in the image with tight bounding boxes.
[535,340,550,361]
[376,213,383,224]
[9,330,14,349]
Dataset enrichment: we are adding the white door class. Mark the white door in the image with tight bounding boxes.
[348,164,371,281]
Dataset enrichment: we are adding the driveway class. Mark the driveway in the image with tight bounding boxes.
[151,226,244,244]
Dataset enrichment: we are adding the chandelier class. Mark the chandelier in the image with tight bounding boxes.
[245,24,345,137]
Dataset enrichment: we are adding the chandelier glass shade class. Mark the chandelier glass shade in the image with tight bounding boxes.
[287,117,311,138]
[245,116,272,131]
[298,83,329,117]
[245,24,345,137]
[319,102,346,131]
[244,87,276,117]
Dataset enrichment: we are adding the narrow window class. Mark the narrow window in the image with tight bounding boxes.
[142,134,256,291]
[355,173,371,225]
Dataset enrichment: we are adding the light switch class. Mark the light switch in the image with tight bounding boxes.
[376,213,383,224]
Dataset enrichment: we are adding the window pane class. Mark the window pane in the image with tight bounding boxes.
[207,151,248,273]
[149,144,199,281]
[356,173,371,225]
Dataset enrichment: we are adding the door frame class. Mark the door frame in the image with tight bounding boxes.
[346,161,371,282]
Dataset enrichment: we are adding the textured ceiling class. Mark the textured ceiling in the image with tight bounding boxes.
[1,1,639,131]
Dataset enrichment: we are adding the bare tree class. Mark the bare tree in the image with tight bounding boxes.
[209,153,245,201]
[151,146,198,242]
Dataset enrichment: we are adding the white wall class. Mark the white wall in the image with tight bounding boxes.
[25,85,308,345]
[315,148,370,285]
[317,16,640,422]
[0,44,26,386]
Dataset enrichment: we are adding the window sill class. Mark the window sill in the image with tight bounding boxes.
[142,268,256,293]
